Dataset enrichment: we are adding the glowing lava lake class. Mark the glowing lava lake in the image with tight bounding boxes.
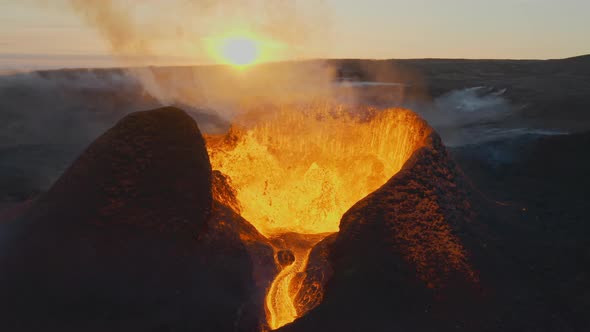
[206,104,432,330]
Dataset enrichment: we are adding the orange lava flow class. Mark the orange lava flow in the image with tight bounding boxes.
[207,104,429,330]
[265,247,312,329]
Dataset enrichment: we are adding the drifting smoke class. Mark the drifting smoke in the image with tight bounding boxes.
[411,86,514,146]
[63,0,334,115]
[0,69,155,201]
[0,69,141,148]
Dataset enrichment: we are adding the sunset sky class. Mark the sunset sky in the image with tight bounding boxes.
[1,0,589,69]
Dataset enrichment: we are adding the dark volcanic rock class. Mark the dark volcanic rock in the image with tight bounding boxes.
[282,132,485,332]
[277,250,296,267]
[294,234,336,316]
[0,107,269,331]
[450,132,590,331]
[210,169,277,297]
[212,169,243,214]
[205,201,277,331]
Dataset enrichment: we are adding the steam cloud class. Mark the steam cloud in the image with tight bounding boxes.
[64,0,334,114]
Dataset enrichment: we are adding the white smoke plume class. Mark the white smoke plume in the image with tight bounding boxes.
[64,0,335,118]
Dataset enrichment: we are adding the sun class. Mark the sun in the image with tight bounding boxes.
[205,31,272,68]
[220,37,259,67]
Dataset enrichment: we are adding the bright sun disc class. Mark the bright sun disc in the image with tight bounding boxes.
[205,31,271,68]
[220,37,259,67]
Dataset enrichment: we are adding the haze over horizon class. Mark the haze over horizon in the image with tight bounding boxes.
[1,0,589,70]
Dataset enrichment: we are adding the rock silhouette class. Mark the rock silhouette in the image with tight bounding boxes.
[281,132,485,332]
[0,107,272,331]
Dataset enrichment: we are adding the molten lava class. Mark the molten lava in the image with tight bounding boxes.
[207,104,430,330]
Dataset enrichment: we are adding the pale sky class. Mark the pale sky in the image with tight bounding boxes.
[0,0,589,69]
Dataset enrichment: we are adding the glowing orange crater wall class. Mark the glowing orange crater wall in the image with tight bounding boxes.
[207,105,431,237]
[207,104,431,330]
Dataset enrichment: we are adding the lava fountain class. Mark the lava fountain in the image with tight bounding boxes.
[206,103,431,329]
